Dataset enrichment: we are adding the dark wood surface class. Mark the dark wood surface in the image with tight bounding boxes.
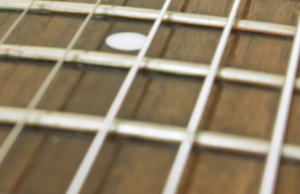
[0,0,300,193]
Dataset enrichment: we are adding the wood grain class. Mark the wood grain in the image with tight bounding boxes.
[0,0,299,193]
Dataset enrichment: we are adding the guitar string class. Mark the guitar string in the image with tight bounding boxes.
[0,0,37,162]
[0,0,103,166]
[0,0,36,45]
[0,1,297,194]
[66,0,172,193]
[162,0,241,193]
[259,14,300,194]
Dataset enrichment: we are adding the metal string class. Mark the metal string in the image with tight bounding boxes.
[0,0,37,163]
[0,1,298,194]
[259,14,300,194]
[0,0,36,45]
[0,0,103,166]
[66,0,172,193]
[162,0,241,193]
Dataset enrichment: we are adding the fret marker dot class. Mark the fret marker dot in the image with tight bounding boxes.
[105,32,146,51]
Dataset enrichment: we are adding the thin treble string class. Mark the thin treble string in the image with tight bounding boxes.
[0,0,103,166]
[259,14,300,194]
[0,0,36,45]
[162,0,241,193]
[66,0,172,193]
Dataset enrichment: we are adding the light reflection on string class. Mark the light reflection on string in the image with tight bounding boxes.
[162,0,241,193]
[0,0,103,169]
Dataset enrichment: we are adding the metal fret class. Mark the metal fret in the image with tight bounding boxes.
[0,106,299,162]
[0,0,104,169]
[1,1,295,37]
[259,14,300,194]
[163,0,241,193]
[67,0,173,193]
[0,1,298,193]
[1,44,300,91]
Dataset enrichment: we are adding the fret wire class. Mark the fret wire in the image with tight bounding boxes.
[2,1,295,37]
[0,1,297,194]
[1,106,300,162]
[0,0,36,45]
[259,14,300,194]
[0,0,103,167]
[2,44,300,91]
[163,0,241,193]
[66,0,172,193]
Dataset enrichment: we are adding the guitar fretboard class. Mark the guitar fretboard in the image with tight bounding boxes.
[0,0,299,194]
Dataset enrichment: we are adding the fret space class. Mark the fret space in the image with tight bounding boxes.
[0,0,299,194]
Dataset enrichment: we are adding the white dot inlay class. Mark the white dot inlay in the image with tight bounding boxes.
[105,32,147,51]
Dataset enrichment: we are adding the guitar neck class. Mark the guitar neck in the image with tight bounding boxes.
[0,0,299,194]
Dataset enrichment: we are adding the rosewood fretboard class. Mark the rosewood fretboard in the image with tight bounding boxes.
[0,0,299,194]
